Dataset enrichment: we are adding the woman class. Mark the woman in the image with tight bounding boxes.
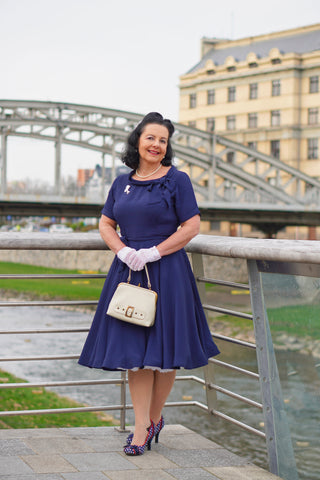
[78,112,220,456]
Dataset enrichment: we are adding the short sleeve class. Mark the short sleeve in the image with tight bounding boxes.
[174,171,200,223]
[101,181,116,220]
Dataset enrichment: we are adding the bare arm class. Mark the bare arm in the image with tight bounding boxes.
[156,214,200,257]
[99,213,200,258]
[99,215,126,254]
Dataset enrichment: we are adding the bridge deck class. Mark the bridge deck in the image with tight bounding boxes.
[0,424,281,479]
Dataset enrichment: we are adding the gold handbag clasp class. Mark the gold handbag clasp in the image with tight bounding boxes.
[125,306,134,318]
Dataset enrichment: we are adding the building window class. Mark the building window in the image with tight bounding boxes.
[188,120,196,128]
[248,113,258,128]
[228,86,236,102]
[308,107,318,125]
[249,83,258,99]
[308,138,318,159]
[226,115,236,130]
[271,58,281,65]
[271,140,280,159]
[309,76,319,94]
[249,62,258,68]
[206,117,215,132]
[248,141,257,150]
[189,93,197,108]
[227,66,236,72]
[271,110,281,126]
[272,79,281,96]
[207,89,215,105]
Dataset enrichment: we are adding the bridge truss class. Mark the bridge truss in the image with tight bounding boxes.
[1,100,320,228]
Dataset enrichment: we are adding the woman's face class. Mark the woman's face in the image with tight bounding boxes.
[138,123,169,165]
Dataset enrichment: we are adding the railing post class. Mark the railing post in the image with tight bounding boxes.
[247,259,298,480]
[118,371,127,432]
[191,252,218,414]
[0,130,7,194]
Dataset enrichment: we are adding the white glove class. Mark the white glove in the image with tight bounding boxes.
[116,246,139,270]
[129,246,161,271]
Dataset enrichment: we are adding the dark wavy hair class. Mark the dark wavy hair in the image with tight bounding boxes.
[121,112,175,170]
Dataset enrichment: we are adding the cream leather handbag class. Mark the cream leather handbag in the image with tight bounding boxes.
[107,265,157,327]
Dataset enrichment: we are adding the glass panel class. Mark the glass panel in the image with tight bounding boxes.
[261,270,320,480]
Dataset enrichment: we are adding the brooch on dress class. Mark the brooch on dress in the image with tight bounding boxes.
[124,185,131,194]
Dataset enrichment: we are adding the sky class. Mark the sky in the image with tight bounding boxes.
[1,0,320,184]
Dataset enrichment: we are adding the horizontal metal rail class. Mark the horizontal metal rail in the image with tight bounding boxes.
[210,383,263,410]
[0,400,207,418]
[212,410,266,439]
[0,328,89,334]
[0,374,204,390]
[0,379,125,389]
[0,300,98,307]
[211,332,256,349]
[197,276,249,290]
[204,303,253,320]
[0,354,79,362]
[0,274,106,279]
[209,358,259,379]
[175,375,205,385]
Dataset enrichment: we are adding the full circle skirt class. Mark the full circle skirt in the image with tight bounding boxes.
[78,248,220,371]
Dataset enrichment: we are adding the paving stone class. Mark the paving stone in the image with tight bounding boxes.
[78,436,127,453]
[103,470,174,480]
[24,437,94,455]
[21,455,77,474]
[165,467,221,479]
[0,455,33,475]
[159,433,222,450]
[62,473,109,480]
[0,439,35,456]
[62,452,137,472]
[61,427,125,437]
[155,447,250,468]
[0,429,69,439]
[120,450,177,469]
[206,465,281,479]
[161,425,192,435]
[0,475,64,480]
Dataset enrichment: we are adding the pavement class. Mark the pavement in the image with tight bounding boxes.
[0,424,282,480]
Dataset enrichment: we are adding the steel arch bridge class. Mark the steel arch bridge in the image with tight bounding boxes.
[1,100,320,228]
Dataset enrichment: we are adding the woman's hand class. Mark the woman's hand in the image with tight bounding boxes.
[129,246,161,271]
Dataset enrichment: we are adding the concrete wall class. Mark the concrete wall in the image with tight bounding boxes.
[0,250,248,283]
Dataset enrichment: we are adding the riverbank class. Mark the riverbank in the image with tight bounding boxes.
[0,369,118,429]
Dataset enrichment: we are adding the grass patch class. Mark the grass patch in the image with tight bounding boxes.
[267,304,320,339]
[0,261,105,301]
[0,369,117,429]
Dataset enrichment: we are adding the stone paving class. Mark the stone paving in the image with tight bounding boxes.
[0,424,282,479]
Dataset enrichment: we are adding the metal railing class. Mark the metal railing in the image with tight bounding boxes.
[1,232,320,479]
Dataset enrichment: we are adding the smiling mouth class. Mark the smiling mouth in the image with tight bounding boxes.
[148,150,160,155]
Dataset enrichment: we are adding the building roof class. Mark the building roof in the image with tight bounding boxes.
[187,27,320,74]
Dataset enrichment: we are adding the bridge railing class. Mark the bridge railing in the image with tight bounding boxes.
[0,232,319,480]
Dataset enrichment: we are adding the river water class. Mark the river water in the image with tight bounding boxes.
[0,305,319,479]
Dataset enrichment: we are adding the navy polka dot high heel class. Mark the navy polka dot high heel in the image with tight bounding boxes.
[123,421,155,456]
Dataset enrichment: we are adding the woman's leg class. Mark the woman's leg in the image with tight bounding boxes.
[128,369,154,445]
[149,370,176,425]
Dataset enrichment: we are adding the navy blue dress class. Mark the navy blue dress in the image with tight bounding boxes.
[78,166,220,371]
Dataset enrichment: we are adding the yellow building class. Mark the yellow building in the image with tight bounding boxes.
[179,23,320,179]
[179,24,320,238]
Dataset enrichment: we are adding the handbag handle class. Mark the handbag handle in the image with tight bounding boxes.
[127,265,152,290]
